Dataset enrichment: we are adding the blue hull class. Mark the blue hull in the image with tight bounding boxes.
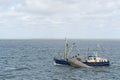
[54,58,70,65]
[83,61,110,66]
[54,58,110,66]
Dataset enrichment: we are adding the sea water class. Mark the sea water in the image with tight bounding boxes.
[0,39,119,80]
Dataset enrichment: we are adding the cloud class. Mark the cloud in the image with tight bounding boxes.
[0,0,120,38]
[0,0,11,4]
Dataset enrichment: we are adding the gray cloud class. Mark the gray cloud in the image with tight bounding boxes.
[0,0,120,38]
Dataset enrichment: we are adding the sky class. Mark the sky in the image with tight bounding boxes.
[0,0,120,39]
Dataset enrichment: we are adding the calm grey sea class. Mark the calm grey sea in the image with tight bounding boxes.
[0,39,119,80]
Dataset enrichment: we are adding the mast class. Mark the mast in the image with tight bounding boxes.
[95,44,99,57]
[95,51,98,57]
[86,48,89,57]
[64,38,68,61]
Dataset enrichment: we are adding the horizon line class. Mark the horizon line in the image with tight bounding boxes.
[1,38,120,40]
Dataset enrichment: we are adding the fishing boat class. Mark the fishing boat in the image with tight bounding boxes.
[54,39,110,67]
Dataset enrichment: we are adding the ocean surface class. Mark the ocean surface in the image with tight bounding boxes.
[0,39,120,80]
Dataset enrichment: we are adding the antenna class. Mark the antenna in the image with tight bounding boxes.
[86,48,89,57]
